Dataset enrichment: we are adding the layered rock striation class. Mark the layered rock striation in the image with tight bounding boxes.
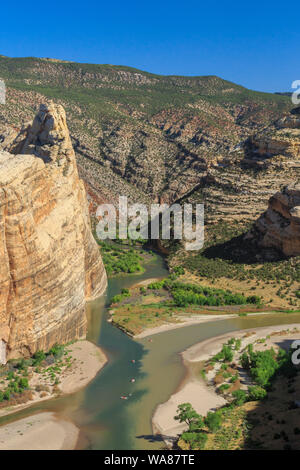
[244,106,300,166]
[0,103,106,361]
[178,107,300,226]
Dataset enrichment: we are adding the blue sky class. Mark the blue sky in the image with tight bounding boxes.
[0,0,298,92]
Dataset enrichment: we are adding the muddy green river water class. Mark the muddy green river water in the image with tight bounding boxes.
[1,254,300,449]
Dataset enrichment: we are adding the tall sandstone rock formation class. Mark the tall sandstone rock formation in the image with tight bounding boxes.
[0,103,107,362]
[246,182,300,257]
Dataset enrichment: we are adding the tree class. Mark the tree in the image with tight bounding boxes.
[175,403,204,431]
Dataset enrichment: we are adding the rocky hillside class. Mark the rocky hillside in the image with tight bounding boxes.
[0,103,107,362]
[0,55,292,209]
[177,106,300,227]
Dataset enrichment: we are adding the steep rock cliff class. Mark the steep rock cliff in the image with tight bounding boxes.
[246,182,300,257]
[0,103,107,362]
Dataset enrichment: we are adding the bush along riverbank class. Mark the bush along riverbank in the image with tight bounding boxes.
[0,344,68,408]
[108,272,265,336]
[176,327,300,450]
[0,340,106,417]
[96,240,155,276]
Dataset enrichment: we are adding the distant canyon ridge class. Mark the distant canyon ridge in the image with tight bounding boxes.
[0,56,295,214]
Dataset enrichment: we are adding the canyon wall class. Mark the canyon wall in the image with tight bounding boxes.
[0,103,107,362]
[245,108,300,257]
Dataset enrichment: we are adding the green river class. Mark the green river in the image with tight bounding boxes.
[1,254,300,449]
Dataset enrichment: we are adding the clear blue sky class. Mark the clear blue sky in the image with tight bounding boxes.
[0,0,298,92]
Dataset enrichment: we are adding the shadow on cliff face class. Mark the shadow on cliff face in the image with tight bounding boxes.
[202,233,286,265]
[242,340,300,450]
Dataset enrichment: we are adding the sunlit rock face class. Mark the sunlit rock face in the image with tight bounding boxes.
[246,182,300,257]
[0,103,107,362]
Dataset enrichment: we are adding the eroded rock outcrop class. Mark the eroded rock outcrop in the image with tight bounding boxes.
[246,182,300,257]
[244,106,300,167]
[0,103,107,361]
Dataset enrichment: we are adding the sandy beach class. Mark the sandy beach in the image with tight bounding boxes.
[152,322,300,447]
[0,412,79,450]
[152,376,226,447]
[58,340,107,394]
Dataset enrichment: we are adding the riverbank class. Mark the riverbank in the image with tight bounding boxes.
[109,273,277,337]
[3,245,297,450]
[0,412,79,450]
[135,311,288,339]
[152,323,300,447]
[135,314,235,338]
[0,340,107,419]
[182,323,300,363]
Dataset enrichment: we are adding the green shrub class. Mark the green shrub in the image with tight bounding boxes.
[219,384,230,393]
[6,371,15,380]
[48,344,64,358]
[18,377,28,390]
[110,290,131,304]
[173,266,185,276]
[249,349,278,387]
[147,280,166,290]
[181,431,208,450]
[240,352,250,369]
[248,385,267,401]
[221,345,234,362]
[32,350,46,365]
[246,295,261,305]
[232,389,248,405]
[205,411,222,432]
